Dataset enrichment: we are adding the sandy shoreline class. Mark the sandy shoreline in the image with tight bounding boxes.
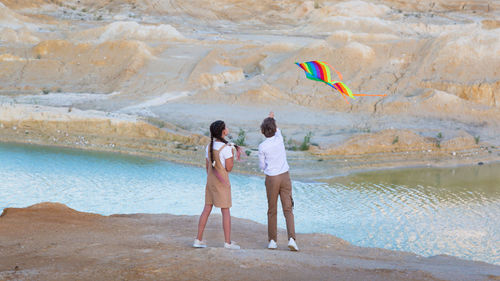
[1,127,498,181]
[1,104,499,181]
[1,202,499,281]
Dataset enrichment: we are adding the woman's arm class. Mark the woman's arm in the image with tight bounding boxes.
[206,158,210,173]
[225,157,234,172]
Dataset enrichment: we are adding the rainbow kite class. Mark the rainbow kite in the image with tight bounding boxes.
[295,61,386,104]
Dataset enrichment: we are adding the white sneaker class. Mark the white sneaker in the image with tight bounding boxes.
[268,240,277,249]
[224,241,241,250]
[288,238,299,251]
[193,239,206,248]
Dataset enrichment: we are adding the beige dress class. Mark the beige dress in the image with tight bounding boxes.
[205,144,232,208]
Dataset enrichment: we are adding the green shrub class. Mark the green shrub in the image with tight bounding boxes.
[235,129,246,146]
[299,132,313,151]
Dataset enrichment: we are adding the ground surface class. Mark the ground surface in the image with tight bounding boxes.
[1,203,499,281]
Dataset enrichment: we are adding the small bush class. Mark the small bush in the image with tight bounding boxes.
[235,129,246,146]
[36,54,41,59]
[437,132,443,139]
[245,150,251,156]
[475,136,480,144]
[299,132,313,151]
[42,89,49,95]
[392,136,399,145]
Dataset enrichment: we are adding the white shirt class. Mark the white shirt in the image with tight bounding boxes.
[258,128,290,176]
[205,141,233,168]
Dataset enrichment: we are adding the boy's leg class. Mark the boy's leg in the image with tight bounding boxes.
[279,172,296,240]
[265,175,280,242]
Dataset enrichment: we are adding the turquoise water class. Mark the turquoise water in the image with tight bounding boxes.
[0,143,499,265]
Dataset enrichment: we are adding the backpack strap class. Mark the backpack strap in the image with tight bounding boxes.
[217,144,227,152]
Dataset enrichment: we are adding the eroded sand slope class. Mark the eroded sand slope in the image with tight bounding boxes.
[0,0,499,172]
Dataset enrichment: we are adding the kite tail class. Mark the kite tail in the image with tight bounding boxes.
[341,91,350,104]
[327,81,355,100]
[352,93,388,97]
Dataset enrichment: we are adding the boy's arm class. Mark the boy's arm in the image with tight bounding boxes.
[258,147,266,172]
[269,111,283,139]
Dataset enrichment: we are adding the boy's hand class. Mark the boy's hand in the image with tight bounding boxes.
[269,111,274,119]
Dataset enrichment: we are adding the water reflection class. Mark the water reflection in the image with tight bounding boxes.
[331,164,500,203]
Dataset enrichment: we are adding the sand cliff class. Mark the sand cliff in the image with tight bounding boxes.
[0,0,499,175]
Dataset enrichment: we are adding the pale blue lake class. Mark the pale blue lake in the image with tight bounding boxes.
[0,143,498,265]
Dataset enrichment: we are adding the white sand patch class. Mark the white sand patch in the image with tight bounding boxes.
[1,92,120,107]
[426,90,462,104]
[75,21,185,43]
[344,42,375,59]
[198,67,245,89]
[0,27,40,44]
[0,2,25,29]
[119,92,191,113]
[0,2,37,30]
[312,16,395,33]
[440,28,500,60]
[0,104,137,123]
[327,31,400,43]
[405,22,478,37]
[322,1,391,17]
[0,54,26,62]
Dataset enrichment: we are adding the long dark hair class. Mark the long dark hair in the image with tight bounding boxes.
[209,120,242,166]
[209,120,228,165]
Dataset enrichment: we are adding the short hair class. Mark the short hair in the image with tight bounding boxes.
[261,117,277,138]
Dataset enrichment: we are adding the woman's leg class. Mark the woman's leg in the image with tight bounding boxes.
[221,208,231,243]
[196,204,213,240]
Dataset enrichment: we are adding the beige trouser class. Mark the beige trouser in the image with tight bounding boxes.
[265,171,296,242]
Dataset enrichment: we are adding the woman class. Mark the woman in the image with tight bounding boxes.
[193,120,240,249]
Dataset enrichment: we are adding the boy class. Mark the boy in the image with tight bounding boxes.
[258,112,298,251]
